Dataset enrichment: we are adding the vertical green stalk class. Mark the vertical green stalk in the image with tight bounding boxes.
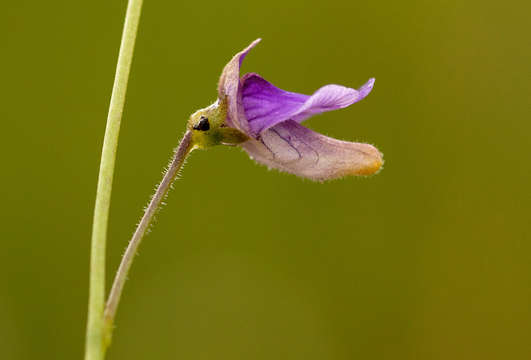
[85,1,143,360]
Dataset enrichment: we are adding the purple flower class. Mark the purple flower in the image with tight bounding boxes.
[191,39,383,181]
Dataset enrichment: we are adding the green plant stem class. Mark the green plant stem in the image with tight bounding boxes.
[103,131,194,346]
[85,1,143,360]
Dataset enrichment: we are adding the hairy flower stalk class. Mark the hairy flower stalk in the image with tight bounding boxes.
[103,99,248,346]
[95,38,383,357]
[103,131,194,345]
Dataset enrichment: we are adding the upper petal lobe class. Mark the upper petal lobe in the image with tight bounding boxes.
[241,74,375,135]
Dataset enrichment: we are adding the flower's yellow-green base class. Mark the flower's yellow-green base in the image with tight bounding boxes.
[188,97,248,149]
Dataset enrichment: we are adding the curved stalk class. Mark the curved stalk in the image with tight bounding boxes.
[103,131,194,347]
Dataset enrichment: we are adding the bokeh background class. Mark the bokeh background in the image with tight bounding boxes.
[2,0,530,359]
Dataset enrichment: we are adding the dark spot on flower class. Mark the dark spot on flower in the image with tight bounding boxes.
[193,116,210,131]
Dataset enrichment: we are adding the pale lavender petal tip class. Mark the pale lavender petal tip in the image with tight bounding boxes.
[359,77,375,99]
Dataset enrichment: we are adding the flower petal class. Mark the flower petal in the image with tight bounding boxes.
[218,39,261,134]
[241,74,375,135]
[241,120,383,181]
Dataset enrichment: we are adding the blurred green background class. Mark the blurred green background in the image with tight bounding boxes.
[2,0,530,359]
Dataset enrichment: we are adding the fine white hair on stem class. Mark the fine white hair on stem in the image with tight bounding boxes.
[103,130,194,346]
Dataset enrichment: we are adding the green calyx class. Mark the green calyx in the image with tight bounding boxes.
[187,97,249,149]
